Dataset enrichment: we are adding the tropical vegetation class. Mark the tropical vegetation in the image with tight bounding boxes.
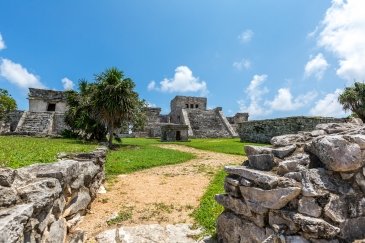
[338,81,365,121]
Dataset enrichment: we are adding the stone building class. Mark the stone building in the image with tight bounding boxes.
[160,124,189,142]
[0,88,68,135]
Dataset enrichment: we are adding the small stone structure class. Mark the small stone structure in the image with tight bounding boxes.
[28,88,67,113]
[0,147,107,243]
[238,116,347,143]
[160,124,189,142]
[216,120,365,242]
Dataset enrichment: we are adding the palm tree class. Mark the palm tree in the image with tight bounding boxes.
[338,82,365,121]
[93,67,145,148]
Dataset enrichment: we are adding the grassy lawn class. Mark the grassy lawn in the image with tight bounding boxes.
[192,169,226,236]
[0,136,97,168]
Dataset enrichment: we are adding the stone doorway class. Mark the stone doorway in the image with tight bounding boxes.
[47,103,56,111]
[176,131,181,141]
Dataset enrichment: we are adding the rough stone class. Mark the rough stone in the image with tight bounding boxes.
[298,197,322,217]
[285,236,310,243]
[344,134,365,149]
[63,187,91,217]
[0,186,18,207]
[355,172,365,193]
[244,145,272,156]
[240,186,301,209]
[48,218,67,243]
[309,135,363,172]
[71,161,99,189]
[293,213,340,238]
[316,122,358,134]
[340,217,365,241]
[271,134,306,147]
[272,145,296,159]
[0,204,34,243]
[248,154,275,171]
[268,211,299,233]
[277,159,307,175]
[224,181,241,197]
[324,194,346,223]
[225,176,240,187]
[0,168,15,187]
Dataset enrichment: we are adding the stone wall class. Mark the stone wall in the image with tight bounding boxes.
[0,147,107,243]
[0,110,24,133]
[238,116,347,143]
[216,120,365,242]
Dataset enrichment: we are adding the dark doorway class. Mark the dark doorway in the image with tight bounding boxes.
[176,131,181,141]
[47,103,56,111]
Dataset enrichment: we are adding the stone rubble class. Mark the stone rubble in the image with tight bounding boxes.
[216,120,365,242]
[0,147,107,243]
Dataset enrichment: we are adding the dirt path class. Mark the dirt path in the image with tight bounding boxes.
[77,144,244,241]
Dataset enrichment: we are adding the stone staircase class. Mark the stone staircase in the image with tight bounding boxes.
[187,109,232,138]
[15,112,53,135]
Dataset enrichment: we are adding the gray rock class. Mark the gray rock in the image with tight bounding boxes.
[244,145,272,156]
[240,178,252,186]
[355,172,365,193]
[293,213,340,238]
[248,154,275,171]
[71,161,100,189]
[240,186,301,209]
[217,211,267,243]
[272,145,296,159]
[0,204,34,243]
[344,134,365,149]
[17,178,62,211]
[298,197,322,217]
[0,186,18,207]
[285,235,310,243]
[284,172,303,182]
[0,168,15,187]
[224,181,241,197]
[215,194,265,227]
[309,135,363,172]
[340,172,355,180]
[48,218,67,243]
[63,187,91,217]
[324,194,346,223]
[277,159,306,175]
[68,230,85,243]
[315,122,359,134]
[271,134,306,147]
[340,217,365,241]
[225,166,279,189]
[268,211,299,233]
[225,176,239,187]
[310,130,327,137]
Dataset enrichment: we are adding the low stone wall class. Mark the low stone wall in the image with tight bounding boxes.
[238,116,347,143]
[0,147,107,243]
[0,110,24,133]
[216,120,365,242]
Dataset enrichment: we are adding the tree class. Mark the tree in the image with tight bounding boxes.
[0,89,17,119]
[338,82,365,121]
[64,68,146,147]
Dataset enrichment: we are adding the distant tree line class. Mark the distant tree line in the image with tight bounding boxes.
[0,88,17,120]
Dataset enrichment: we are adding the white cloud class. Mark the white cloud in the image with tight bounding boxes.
[61,77,74,90]
[149,66,208,95]
[268,88,317,111]
[147,102,157,108]
[316,0,365,81]
[310,89,349,117]
[233,58,251,70]
[238,29,254,43]
[304,53,329,80]
[0,33,5,50]
[0,58,45,89]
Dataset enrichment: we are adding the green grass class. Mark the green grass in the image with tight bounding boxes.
[106,138,195,175]
[0,136,97,168]
[192,169,226,236]
[171,138,267,155]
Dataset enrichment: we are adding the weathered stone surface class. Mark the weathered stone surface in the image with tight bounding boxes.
[344,134,365,149]
[248,154,275,171]
[293,213,340,238]
[217,211,267,243]
[225,176,239,187]
[224,181,241,197]
[340,217,365,241]
[0,204,34,243]
[309,135,363,172]
[278,159,306,175]
[310,130,327,137]
[316,122,358,134]
[285,235,310,243]
[215,194,265,227]
[272,145,296,159]
[71,161,99,189]
[268,211,299,233]
[298,197,322,217]
[271,134,306,147]
[63,187,91,217]
[0,168,15,187]
[17,178,62,211]
[240,186,301,209]
[324,194,346,223]
[48,218,67,243]
[225,166,279,189]
[355,172,365,193]
[0,186,18,207]
[244,145,272,156]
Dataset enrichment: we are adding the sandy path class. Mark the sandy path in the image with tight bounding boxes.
[77,144,244,241]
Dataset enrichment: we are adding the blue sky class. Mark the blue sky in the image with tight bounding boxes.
[0,0,364,119]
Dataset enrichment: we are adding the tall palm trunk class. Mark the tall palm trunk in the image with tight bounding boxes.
[108,124,114,148]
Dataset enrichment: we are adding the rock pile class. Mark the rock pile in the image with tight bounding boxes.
[216,120,365,242]
[0,147,107,243]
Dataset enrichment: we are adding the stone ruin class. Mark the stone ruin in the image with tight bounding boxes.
[216,120,365,242]
[0,147,107,243]
[141,96,247,138]
[160,124,189,142]
[0,88,68,136]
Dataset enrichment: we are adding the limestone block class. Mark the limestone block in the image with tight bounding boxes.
[224,181,241,197]
[48,218,67,243]
[240,186,301,209]
[225,176,240,186]
[271,134,305,147]
[0,168,15,187]
[340,217,365,241]
[284,172,303,182]
[63,187,91,217]
[324,194,346,223]
[355,172,365,193]
[248,154,275,171]
[315,123,359,134]
[225,166,279,189]
[272,145,296,159]
[298,197,322,217]
[71,161,100,189]
[244,145,272,156]
[277,159,307,175]
[285,235,310,243]
[343,134,365,149]
[0,186,18,207]
[308,135,363,172]
[310,130,327,137]
[0,204,34,243]
[268,211,299,233]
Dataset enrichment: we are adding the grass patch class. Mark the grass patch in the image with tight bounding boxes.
[192,169,226,236]
[106,138,195,175]
[106,206,134,225]
[0,136,97,168]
